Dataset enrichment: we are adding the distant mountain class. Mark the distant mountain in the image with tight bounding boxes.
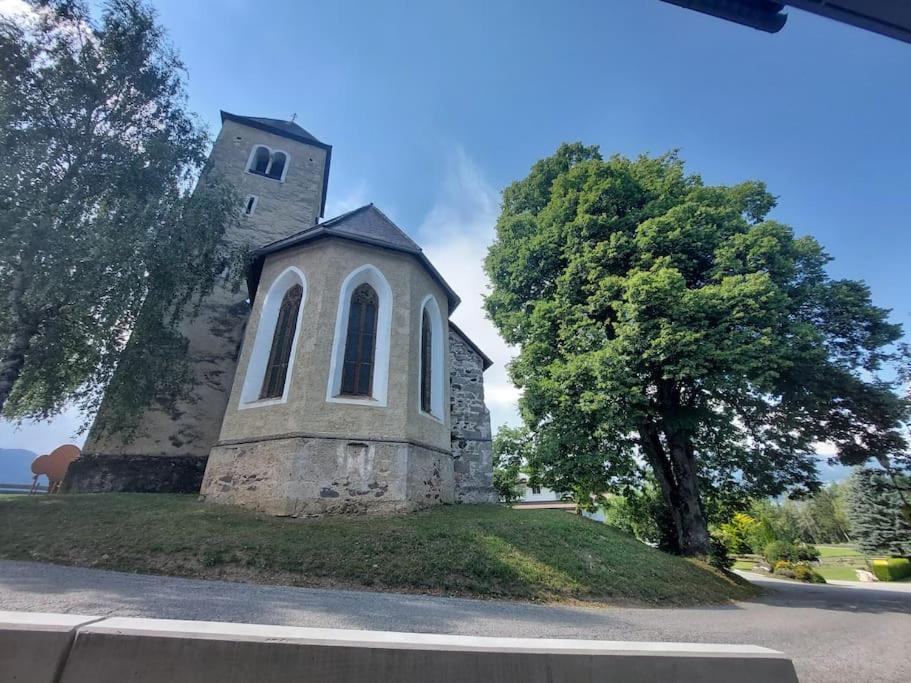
[0,448,38,484]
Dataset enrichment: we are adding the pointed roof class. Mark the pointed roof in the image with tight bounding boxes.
[220,110,332,218]
[248,204,460,311]
[220,111,331,150]
[449,321,493,370]
[313,204,422,252]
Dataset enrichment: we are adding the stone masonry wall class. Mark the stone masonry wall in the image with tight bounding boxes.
[75,119,329,493]
[201,436,454,516]
[449,327,497,503]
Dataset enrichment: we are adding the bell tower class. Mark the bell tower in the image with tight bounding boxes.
[211,111,332,243]
[68,113,332,493]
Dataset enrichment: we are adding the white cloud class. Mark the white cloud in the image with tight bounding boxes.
[0,0,30,17]
[421,147,522,432]
[325,181,370,219]
[811,441,838,458]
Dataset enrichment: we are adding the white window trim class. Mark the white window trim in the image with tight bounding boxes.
[417,294,445,422]
[269,149,290,182]
[245,145,270,174]
[239,266,307,409]
[325,264,393,407]
[244,145,290,183]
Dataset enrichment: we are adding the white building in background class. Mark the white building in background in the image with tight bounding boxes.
[513,474,605,522]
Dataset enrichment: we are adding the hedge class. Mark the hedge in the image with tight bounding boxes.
[871,557,911,581]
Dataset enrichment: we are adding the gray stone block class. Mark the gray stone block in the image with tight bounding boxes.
[0,611,100,683]
[57,616,799,683]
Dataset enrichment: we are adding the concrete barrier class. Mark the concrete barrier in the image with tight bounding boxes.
[0,611,100,683]
[58,616,798,682]
[1,611,799,682]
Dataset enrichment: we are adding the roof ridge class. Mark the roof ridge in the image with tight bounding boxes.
[248,203,461,312]
[219,111,330,149]
[366,205,422,251]
[319,203,374,228]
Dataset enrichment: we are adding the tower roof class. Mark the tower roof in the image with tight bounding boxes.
[220,111,331,150]
[220,111,332,218]
[248,204,460,311]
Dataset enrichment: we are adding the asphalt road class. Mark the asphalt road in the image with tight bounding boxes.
[0,560,908,682]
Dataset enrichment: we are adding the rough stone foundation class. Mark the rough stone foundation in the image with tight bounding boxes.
[200,436,454,516]
[63,453,207,494]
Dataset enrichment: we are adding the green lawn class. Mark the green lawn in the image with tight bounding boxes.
[815,544,863,559]
[815,564,861,581]
[0,494,756,606]
[734,543,911,583]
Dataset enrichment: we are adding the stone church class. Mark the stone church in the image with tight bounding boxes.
[65,112,497,514]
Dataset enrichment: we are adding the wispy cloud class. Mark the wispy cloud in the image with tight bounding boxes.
[421,147,522,431]
[325,180,371,219]
[0,0,30,17]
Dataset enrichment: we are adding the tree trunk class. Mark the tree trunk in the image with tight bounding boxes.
[666,434,710,555]
[638,426,684,553]
[638,424,710,556]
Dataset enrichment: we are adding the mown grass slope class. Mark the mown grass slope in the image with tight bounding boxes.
[0,494,756,605]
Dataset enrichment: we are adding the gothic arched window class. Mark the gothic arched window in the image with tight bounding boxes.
[340,283,378,396]
[420,309,432,413]
[260,284,303,399]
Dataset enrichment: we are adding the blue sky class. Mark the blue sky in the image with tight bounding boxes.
[1,0,909,456]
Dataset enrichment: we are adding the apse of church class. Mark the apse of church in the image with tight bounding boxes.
[66,112,495,513]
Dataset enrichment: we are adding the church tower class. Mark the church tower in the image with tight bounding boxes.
[68,113,332,492]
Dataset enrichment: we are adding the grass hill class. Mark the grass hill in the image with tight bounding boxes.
[0,494,756,606]
[0,448,38,484]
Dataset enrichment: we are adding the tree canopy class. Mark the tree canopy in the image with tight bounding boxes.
[0,0,243,431]
[484,143,909,555]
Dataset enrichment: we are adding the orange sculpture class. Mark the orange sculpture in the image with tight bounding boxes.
[30,445,81,494]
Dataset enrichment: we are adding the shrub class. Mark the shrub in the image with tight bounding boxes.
[870,557,911,582]
[764,540,795,564]
[774,566,796,579]
[602,485,678,553]
[718,513,761,555]
[772,560,825,583]
[492,467,522,504]
[795,544,820,562]
[707,534,733,570]
[764,540,819,564]
[792,563,826,584]
[774,560,793,572]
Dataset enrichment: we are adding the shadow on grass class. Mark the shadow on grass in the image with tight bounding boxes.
[2,494,905,615]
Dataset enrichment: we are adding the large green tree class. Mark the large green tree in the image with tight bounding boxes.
[0,0,242,430]
[485,144,909,555]
[847,469,911,556]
